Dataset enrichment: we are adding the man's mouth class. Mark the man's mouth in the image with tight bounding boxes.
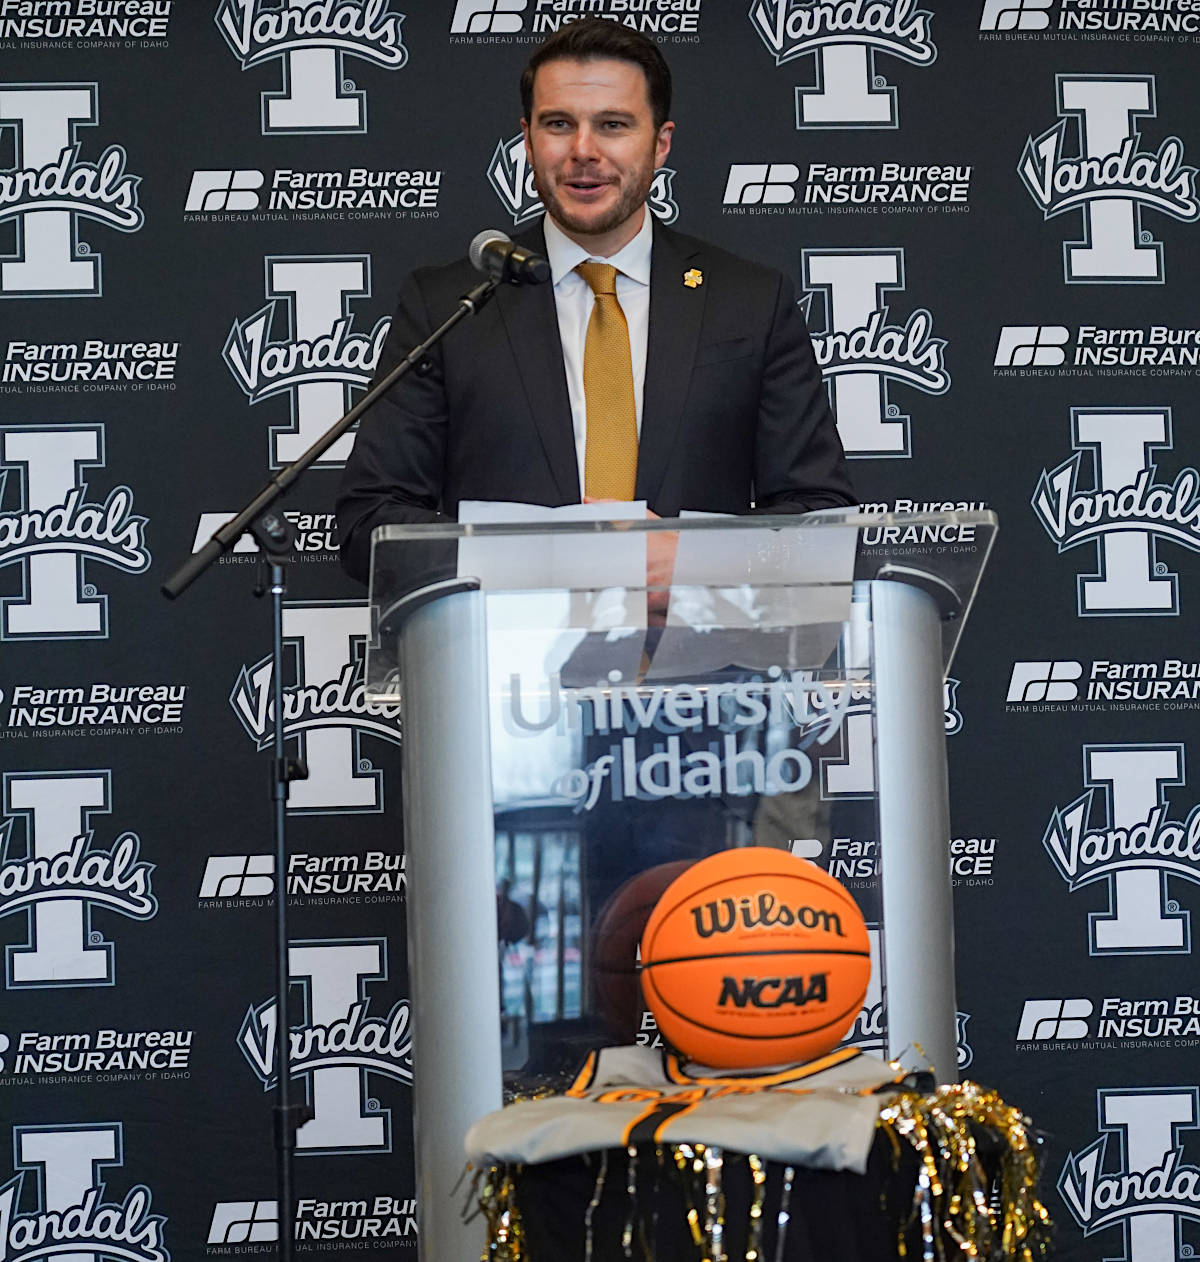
[564,176,612,194]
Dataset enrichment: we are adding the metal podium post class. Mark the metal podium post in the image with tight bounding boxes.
[871,578,958,1082]
[398,590,502,1262]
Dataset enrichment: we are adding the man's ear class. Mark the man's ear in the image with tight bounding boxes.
[655,120,675,168]
[521,118,532,159]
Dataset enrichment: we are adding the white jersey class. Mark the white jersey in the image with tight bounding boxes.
[466,1045,902,1175]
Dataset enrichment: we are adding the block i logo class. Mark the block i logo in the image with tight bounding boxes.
[223,256,390,469]
[0,425,150,641]
[229,600,402,814]
[215,0,408,135]
[1032,406,1199,616]
[0,770,156,989]
[801,248,949,458]
[749,0,936,129]
[1042,743,1198,955]
[0,83,143,298]
[1020,74,1199,283]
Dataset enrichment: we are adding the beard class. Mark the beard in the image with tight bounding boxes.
[534,154,657,241]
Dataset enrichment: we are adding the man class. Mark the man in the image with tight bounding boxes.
[336,18,854,583]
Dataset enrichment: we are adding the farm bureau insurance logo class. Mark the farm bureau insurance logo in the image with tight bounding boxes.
[1032,406,1199,617]
[193,509,337,563]
[215,0,407,135]
[723,160,972,215]
[801,247,949,458]
[488,130,678,227]
[1018,993,1200,1048]
[994,323,1200,376]
[208,1194,417,1247]
[0,1123,168,1262]
[0,2,173,42]
[184,165,441,220]
[1059,1087,1200,1262]
[1007,657,1200,713]
[982,0,1200,37]
[0,769,155,989]
[0,425,150,641]
[1042,743,1200,956]
[223,255,389,469]
[229,600,401,815]
[2,680,187,736]
[237,937,412,1155]
[451,0,702,39]
[0,83,143,299]
[1019,74,1199,285]
[749,0,936,129]
[199,850,405,907]
[2,337,178,391]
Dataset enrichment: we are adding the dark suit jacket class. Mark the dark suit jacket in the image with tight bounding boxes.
[337,220,854,582]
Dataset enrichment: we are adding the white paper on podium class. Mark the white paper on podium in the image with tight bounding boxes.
[457,500,648,595]
[646,509,858,678]
[458,500,650,686]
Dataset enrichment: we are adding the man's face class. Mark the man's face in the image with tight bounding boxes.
[522,56,673,254]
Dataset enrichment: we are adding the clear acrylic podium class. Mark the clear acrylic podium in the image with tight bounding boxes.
[366,508,995,1262]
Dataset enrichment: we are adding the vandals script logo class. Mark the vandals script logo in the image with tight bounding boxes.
[0,426,150,641]
[1060,1088,1200,1261]
[1032,407,1198,616]
[1043,744,1199,956]
[223,256,389,469]
[0,1123,168,1262]
[0,770,156,989]
[215,0,407,135]
[237,938,412,1154]
[229,600,401,814]
[0,83,143,299]
[1020,74,1199,284]
[749,0,936,129]
[802,248,949,458]
[487,131,679,227]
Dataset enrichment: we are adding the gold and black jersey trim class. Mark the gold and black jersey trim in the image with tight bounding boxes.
[662,1045,865,1088]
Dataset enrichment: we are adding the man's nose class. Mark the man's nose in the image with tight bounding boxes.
[570,123,601,161]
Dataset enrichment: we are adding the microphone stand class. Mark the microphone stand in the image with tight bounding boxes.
[161,275,499,1262]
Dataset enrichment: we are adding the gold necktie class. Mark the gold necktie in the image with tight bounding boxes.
[577,261,638,500]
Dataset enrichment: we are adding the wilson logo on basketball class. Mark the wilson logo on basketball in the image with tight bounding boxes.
[718,974,829,1009]
[690,893,845,939]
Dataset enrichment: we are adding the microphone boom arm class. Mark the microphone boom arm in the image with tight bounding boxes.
[162,276,499,599]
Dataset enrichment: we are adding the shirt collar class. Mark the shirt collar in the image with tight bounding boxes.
[544,208,654,288]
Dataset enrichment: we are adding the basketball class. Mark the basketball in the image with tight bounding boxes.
[590,861,694,1041]
[639,848,871,1068]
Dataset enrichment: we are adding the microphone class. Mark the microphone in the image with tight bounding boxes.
[469,229,551,286]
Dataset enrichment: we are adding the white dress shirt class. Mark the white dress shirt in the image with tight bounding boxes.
[542,210,653,491]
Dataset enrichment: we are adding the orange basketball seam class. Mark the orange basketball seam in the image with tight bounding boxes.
[641,947,871,969]
[651,1002,865,1041]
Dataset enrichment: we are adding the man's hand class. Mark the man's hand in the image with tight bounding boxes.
[644,508,678,621]
[584,498,677,622]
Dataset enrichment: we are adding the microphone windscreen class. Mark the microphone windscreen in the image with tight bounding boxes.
[469,228,511,273]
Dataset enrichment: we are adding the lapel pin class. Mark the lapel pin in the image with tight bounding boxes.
[683,268,703,289]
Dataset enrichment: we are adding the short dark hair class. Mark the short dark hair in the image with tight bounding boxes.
[520,18,672,130]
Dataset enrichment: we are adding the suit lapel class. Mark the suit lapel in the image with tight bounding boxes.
[637,223,704,504]
[496,222,580,502]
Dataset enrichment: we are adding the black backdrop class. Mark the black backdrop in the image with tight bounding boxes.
[2,4,1200,1260]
